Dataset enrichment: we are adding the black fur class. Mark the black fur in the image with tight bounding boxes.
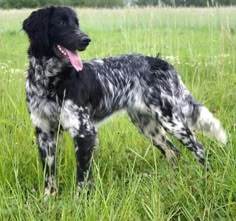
[23,6,227,195]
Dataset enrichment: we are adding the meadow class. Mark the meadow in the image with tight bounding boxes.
[0,7,235,220]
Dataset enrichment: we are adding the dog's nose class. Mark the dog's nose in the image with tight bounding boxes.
[81,36,91,45]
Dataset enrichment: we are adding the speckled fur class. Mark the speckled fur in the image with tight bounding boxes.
[23,6,227,195]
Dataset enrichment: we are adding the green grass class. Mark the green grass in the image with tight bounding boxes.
[0,7,236,220]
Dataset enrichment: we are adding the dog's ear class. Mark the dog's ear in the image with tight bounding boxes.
[23,7,54,54]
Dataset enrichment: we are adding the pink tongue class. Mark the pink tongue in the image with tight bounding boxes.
[64,48,83,72]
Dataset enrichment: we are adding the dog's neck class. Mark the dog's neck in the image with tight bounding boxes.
[29,56,68,79]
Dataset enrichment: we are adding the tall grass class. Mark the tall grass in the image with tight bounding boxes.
[0,7,235,220]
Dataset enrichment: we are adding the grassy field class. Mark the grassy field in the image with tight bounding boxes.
[0,7,236,220]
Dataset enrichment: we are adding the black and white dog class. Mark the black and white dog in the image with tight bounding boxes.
[23,6,227,195]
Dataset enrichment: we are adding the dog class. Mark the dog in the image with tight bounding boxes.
[23,6,227,195]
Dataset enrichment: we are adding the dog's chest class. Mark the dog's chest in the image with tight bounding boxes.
[26,76,61,132]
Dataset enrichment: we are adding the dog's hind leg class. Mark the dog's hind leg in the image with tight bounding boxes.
[35,127,57,196]
[153,109,207,167]
[128,111,180,162]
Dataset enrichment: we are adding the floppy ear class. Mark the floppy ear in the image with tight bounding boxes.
[23,7,54,56]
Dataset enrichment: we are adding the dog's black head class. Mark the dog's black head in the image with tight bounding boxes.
[23,6,90,71]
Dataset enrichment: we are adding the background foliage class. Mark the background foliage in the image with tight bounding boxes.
[0,0,236,8]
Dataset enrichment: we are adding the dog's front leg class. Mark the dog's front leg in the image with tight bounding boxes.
[74,133,96,192]
[61,101,96,193]
[35,127,57,196]
[72,108,97,193]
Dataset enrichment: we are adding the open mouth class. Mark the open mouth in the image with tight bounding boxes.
[54,45,83,72]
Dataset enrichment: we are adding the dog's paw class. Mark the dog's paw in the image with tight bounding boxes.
[77,180,93,197]
[43,185,58,199]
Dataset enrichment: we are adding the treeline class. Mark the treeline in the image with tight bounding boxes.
[0,0,236,9]
[135,0,236,6]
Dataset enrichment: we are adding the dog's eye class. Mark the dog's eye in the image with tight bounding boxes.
[59,20,66,26]
[75,18,79,26]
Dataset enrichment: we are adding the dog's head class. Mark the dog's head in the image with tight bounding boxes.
[23,6,90,71]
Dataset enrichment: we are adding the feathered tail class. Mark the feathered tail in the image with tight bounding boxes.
[191,105,227,144]
[177,76,227,144]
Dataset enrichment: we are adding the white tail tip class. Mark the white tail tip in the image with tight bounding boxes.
[195,106,228,144]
